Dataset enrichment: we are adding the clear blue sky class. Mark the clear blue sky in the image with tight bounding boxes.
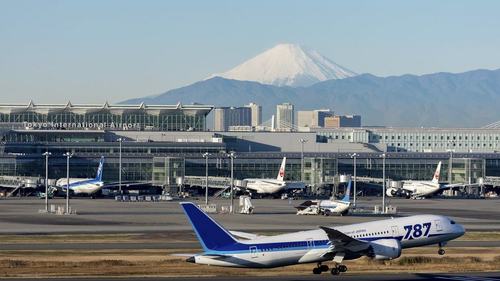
[1,0,500,103]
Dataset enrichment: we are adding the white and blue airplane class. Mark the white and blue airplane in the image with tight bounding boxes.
[180,202,465,275]
[296,180,352,216]
[55,156,105,196]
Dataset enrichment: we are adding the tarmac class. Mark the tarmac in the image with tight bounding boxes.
[0,197,499,234]
[0,197,499,279]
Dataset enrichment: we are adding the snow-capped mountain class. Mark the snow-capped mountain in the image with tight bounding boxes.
[124,69,500,127]
[211,43,357,87]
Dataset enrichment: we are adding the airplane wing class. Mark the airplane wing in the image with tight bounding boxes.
[229,231,267,240]
[441,183,481,189]
[101,181,152,188]
[319,226,370,254]
[285,181,306,190]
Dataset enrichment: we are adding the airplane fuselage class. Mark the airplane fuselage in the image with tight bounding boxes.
[402,181,440,198]
[56,178,104,195]
[191,214,464,268]
[319,200,350,215]
[244,178,287,194]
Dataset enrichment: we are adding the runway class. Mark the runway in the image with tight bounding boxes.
[0,198,498,280]
[0,272,498,281]
[0,197,499,234]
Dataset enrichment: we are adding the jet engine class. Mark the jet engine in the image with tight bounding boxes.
[386,188,398,197]
[368,239,402,260]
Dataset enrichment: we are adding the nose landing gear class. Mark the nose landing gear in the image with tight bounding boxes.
[438,242,446,255]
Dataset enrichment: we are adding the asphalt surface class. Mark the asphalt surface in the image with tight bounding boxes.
[0,272,498,281]
[0,197,499,234]
[0,198,499,280]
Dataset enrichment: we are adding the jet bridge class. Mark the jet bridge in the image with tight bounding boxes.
[181,176,247,190]
[0,175,44,197]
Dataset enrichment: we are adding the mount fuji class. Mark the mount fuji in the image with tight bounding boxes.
[122,43,500,127]
[210,43,357,87]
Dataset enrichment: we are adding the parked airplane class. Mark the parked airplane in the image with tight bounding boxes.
[296,180,351,216]
[180,202,464,275]
[243,157,304,194]
[387,161,442,199]
[55,156,105,196]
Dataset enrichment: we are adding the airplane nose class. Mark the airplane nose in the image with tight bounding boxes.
[456,224,465,236]
[186,256,195,263]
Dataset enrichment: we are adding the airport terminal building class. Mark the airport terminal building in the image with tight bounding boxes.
[1,101,500,195]
[316,127,500,153]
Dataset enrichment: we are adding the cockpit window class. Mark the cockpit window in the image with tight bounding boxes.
[450,220,456,225]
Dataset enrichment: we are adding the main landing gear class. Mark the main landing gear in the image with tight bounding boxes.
[312,263,347,275]
[312,263,329,274]
[438,242,446,255]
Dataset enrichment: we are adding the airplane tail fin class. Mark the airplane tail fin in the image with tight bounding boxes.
[341,180,351,202]
[276,157,286,181]
[95,156,105,181]
[431,161,441,184]
[180,202,238,252]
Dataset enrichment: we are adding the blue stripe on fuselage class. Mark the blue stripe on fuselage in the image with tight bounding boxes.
[201,233,449,255]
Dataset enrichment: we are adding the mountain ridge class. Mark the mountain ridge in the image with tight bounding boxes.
[122,68,500,128]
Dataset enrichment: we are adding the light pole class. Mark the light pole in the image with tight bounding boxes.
[350,153,358,208]
[299,139,307,182]
[227,151,236,214]
[202,152,210,205]
[117,138,123,194]
[64,152,73,214]
[380,153,386,214]
[447,141,455,184]
[42,151,51,212]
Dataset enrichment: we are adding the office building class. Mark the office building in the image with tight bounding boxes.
[246,102,262,127]
[276,103,294,131]
[213,107,252,131]
[297,109,334,128]
[324,115,361,128]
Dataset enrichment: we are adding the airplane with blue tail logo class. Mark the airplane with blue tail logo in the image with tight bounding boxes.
[296,180,352,216]
[179,201,464,275]
[55,156,105,196]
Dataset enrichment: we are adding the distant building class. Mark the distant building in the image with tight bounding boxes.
[0,101,213,131]
[297,109,334,128]
[246,102,262,127]
[316,127,500,153]
[276,103,294,131]
[324,115,361,128]
[213,107,252,131]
